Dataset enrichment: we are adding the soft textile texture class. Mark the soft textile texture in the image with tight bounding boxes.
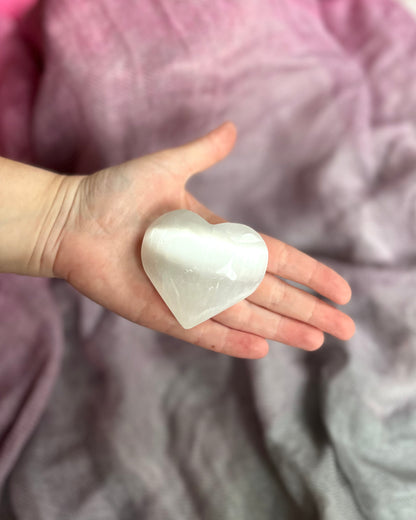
[0,0,36,19]
[1,0,416,518]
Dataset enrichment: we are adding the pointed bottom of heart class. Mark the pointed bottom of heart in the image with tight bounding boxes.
[151,271,260,329]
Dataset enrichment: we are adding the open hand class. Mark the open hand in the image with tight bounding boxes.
[47,122,355,358]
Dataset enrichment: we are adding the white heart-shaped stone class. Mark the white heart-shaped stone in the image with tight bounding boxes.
[141,210,268,329]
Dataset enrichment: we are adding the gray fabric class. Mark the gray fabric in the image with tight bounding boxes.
[1,0,416,518]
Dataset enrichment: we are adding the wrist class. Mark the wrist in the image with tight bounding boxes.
[0,157,83,277]
[29,173,84,278]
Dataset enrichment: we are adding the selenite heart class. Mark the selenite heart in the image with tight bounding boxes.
[141,209,268,329]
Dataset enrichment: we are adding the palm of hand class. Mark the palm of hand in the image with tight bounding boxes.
[52,123,355,358]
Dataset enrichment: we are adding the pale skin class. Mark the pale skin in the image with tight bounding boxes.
[0,122,355,358]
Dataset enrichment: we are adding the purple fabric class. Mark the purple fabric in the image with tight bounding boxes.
[1,0,416,518]
[0,275,62,486]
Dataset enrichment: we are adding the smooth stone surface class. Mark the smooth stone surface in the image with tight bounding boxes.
[141,209,268,329]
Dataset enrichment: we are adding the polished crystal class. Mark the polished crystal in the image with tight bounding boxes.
[141,210,268,329]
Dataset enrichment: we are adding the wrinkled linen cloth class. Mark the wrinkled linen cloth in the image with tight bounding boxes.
[1,0,416,518]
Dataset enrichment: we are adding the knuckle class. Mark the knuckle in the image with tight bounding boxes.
[277,243,290,272]
[271,279,287,307]
[304,298,318,325]
[271,314,284,341]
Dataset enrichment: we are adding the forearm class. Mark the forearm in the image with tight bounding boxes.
[0,157,80,277]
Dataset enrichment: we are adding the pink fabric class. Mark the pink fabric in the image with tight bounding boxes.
[1,1,416,518]
[0,0,37,19]
[0,1,41,162]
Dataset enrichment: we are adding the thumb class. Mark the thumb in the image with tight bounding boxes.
[158,121,237,182]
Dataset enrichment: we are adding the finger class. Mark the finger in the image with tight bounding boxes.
[249,272,355,340]
[171,317,269,359]
[213,299,325,351]
[136,289,269,359]
[153,121,238,183]
[262,235,352,305]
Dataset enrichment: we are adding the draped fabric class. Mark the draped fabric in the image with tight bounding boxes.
[1,1,416,518]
